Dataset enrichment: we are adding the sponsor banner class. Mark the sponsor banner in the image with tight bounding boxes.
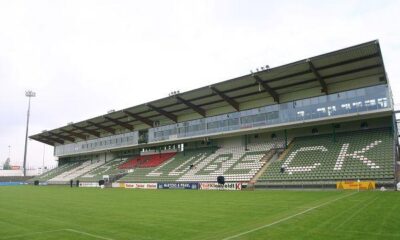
[157,182,199,190]
[0,182,25,186]
[79,182,100,188]
[125,183,158,189]
[39,182,48,186]
[336,181,375,190]
[200,182,242,191]
[111,182,124,188]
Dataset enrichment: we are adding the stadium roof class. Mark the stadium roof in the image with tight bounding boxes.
[30,40,388,146]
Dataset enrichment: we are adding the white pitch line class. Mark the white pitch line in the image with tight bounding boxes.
[222,192,358,240]
[64,228,115,240]
[333,195,378,230]
[1,229,65,239]
[1,228,114,240]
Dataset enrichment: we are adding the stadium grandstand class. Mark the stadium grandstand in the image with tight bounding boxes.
[28,40,399,189]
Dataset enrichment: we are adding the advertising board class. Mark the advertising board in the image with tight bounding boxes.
[157,182,199,190]
[112,182,124,188]
[200,182,242,190]
[79,182,100,188]
[0,182,25,186]
[336,181,375,190]
[125,183,158,189]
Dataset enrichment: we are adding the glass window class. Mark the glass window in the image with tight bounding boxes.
[341,103,351,110]
[311,97,319,105]
[327,106,336,116]
[266,111,279,120]
[319,95,327,103]
[365,99,376,107]
[240,116,252,125]
[253,113,266,123]
[378,98,388,108]
[356,88,366,97]
[352,101,362,108]
[207,121,219,129]
[302,98,311,106]
[228,118,239,126]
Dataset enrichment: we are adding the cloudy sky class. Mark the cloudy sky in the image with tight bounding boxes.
[0,0,399,169]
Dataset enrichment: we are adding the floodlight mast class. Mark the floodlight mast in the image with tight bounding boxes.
[42,144,45,175]
[22,90,36,176]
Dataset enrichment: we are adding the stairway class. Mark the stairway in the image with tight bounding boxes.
[276,139,295,161]
[248,150,278,187]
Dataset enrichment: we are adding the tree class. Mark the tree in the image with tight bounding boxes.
[3,158,11,170]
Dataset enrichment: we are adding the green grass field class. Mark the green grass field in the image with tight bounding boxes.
[0,186,399,240]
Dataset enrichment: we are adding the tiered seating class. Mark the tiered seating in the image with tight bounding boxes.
[119,149,214,183]
[78,158,129,182]
[118,156,141,169]
[179,148,264,182]
[140,152,176,168]
[258,128,394,185]
[118,152,176,169]
[179,141,285,182]
[48,160,106,184]
[29,162,82,182]
[119,140,285,183]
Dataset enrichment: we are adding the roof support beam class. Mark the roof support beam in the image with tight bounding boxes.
[123,110,154,127]
[86,121,115,134]
[252,75,280,103]
[31,137,55,146]
[41,135,64,144]
[47,132,75,142]
[307,60,328,94]
[147,104,178,123]
[59,129,88,141]
[318,53,379,71]
[176,96,206,117]
[72,125,101,137]
[103,116,134,131]
[40,139,55,146]
[274,64,382,91]
[209,86,240,111]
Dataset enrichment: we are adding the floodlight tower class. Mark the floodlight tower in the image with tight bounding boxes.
[23,90,36,176]
[42,144,45,174]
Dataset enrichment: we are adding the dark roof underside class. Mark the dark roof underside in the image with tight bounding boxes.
[30,40,388,146]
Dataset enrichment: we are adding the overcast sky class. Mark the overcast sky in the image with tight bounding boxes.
[0,0,399,169]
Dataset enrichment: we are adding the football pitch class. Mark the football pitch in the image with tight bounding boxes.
[0,186,399,240]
